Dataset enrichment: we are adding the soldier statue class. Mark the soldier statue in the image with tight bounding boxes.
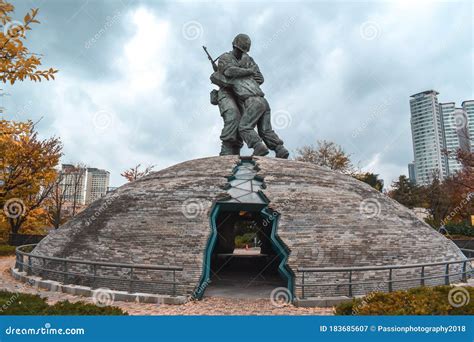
[205,34,289,158]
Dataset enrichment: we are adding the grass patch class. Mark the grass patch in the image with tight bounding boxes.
[0,291,127,315]
[0,245,16,256]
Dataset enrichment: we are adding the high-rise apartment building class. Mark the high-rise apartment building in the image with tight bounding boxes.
[439,103,470,175]
[61,164,87,205]
[462,100,474,152]
[60,164,110,206]
[410,90,472,185]
[85,168,110,204]
[409,90,447,185]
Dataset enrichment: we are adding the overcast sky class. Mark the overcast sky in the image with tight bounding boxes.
[2,0,473,187]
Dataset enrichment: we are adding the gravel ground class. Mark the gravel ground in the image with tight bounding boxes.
[0,256,333,315]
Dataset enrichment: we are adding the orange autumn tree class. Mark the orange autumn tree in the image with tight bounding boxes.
[0,0,57,84]
[0,1,59,235]
[0,120,62,234]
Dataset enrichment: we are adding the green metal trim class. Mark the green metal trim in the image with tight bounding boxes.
[195,157,293,299]
[262,207,294,297]
[193,202,220,299]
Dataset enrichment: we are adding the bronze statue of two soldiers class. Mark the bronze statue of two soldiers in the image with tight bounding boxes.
[205,34,289,158]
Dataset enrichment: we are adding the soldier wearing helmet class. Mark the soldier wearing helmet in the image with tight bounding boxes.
[208,36,250,156]
[214,34,289,158]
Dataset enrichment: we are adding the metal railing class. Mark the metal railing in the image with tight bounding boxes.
[461,248,474,258]
[15,244,183,296]
[297,249,474,299]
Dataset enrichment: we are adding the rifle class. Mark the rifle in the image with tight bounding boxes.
[202,46,218,72]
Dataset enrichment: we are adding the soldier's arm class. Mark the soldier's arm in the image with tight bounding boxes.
[218,53,254,78]
[248,57,264,85]
[224,66,254,78]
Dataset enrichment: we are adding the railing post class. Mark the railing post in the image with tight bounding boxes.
[301,271,305,299]
[462,261,467,282]
[15,250,18,270]
[92,264,97,289]
[420,266,425,286]
[173,270,176,296]
[388,268,393,292]
[445,264,450,285]
[348,271,353,297]
[41,257,45,277]
[63,261,68,284]
[129,267,134,293]
[17,252,23,272]
[27,255,32,276]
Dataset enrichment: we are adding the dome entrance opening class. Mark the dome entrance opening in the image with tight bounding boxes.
[203,207,287,299]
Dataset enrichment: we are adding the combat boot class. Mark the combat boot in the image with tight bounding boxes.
[220,142,241,156]
[252,142,269,156]
[275,145,289,159]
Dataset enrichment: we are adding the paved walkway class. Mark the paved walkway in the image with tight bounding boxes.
[0,257,333,315]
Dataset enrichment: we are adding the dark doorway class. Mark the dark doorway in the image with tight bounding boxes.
[204,208,287,299]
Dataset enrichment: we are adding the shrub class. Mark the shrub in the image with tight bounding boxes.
[46,301,127,315]
[235,233,256,248]
[0,245,16,256]
[335,286,474,315]
[0,291,49,315]
[443,223,474,237]
[0,290,127,315]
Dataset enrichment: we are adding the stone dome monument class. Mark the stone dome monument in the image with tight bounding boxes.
[14,34,469,306]
[25,155,467,304]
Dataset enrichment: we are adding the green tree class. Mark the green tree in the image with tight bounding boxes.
[353,172,384,192]
[423,172,455,228]
[388,175,422,209]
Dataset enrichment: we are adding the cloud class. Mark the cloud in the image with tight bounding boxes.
[2,0,472,188]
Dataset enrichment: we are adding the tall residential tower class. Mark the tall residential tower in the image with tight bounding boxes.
[462,100,474,152]
[410,90,472,185]
[409,90,447,185]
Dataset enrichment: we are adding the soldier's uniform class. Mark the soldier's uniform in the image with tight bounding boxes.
[216,87,243,155]
[218,51,288,157]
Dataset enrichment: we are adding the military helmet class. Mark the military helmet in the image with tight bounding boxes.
[232,33,251,53]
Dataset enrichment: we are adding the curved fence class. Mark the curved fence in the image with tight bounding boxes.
[15,244,183,296]
[296,249,474,299]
